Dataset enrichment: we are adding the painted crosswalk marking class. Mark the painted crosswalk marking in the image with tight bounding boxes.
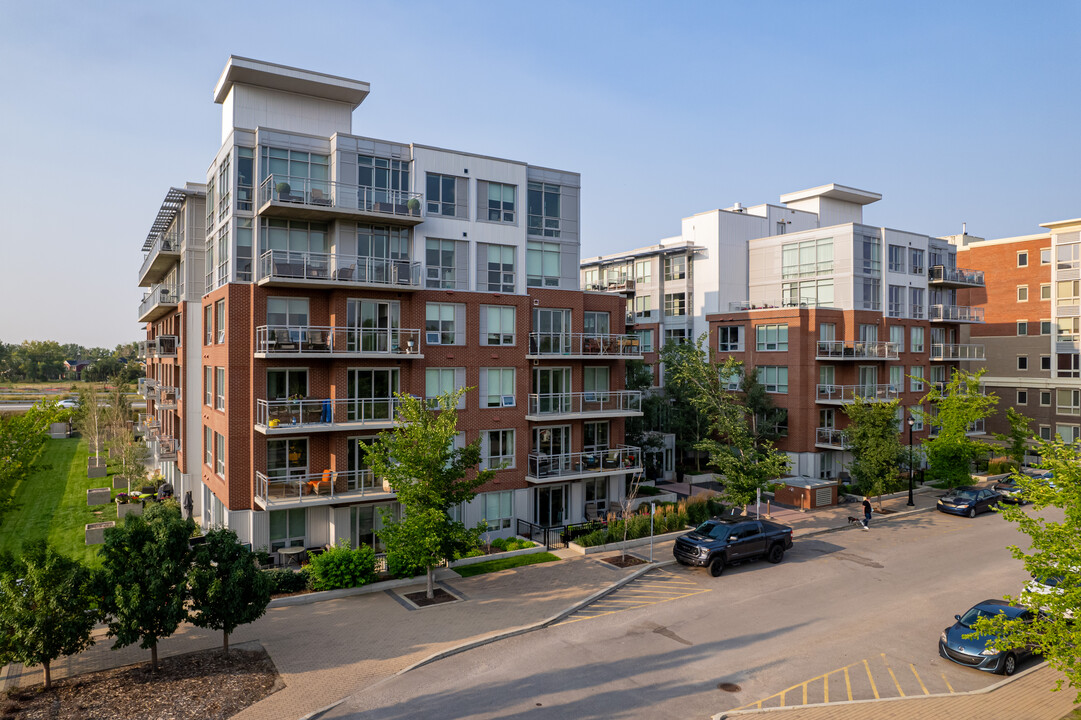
[552,568,710,626]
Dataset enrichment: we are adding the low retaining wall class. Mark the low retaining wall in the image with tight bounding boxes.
[448,542,547,568]
[567,528,689,555]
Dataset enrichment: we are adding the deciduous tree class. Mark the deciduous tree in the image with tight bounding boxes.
[843,397,903,507]
[920,368,998,485]
[0,400,66,509]
[188,528,271,653]
[994,407,1033,468]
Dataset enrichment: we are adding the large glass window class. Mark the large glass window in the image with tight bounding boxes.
[859,277,881,310]
[267,438,308,479]
[483,490,514,531]
[781,238,833,278]
[485,182,516,223]
[483,244,515,292]
[261,219,329,254]
[426,368,464,406]
[267,298,309,328]
[888,245,906,273]
[527,182,561,237]
[634,330,654,352]
[861,236,881,274]
[358,155,410,201]
[888,285,904,318]
[215,300,225,343]
[910,366,925,392]
[484,430,515,470]
[269,508,306,551]
[909,288,925,319]
[426,172,465,217]
[215,367,224,410]
[634,295,652,317]
[664,293,686,317]
[267,369,308,400]
[755,324,788,351]
[215,432,225,476]
[426,303,463,345]
[482,368,516,408]
[482,305,516,346]
[584,367,609,394]
[718,326,743,352]
[782,278,834,307]
[352,224,410,261]
[584,422,609,453]
[634,260,652,285]
[426,238,466,289]
[664,255,686,281]
[910,248,924,275]
[261,147,329,199]
[758,366,788,393]
[236,147,254,212]
[237,218,253,282]
[584,312,610,336]
[527,241,561,287]
[911,327,925,353]
[889,325,904,353]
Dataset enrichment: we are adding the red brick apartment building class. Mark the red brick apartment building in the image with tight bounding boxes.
[138,57,643,554]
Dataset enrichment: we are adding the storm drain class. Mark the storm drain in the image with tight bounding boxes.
[718,682,742,692]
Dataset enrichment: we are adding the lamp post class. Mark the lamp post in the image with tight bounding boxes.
[907,416,916,507]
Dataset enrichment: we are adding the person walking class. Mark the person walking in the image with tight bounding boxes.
[861,496,872,530]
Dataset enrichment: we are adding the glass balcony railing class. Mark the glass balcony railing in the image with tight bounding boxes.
[930,305,985,323]
[526,445,643,481]
[157,386,178,409]
[527,333,643,358]
[255,469,388,508]
[255,397,402,431]
[255,326,422,357]
[929,344,986,361]
[815,427,850,449]
[138,230,181,285]
[816,384,900,403]
[138,283,179,322]
[257,174,423,220]
[158,436,178,460]
[155,335,177,357]
[815,341,899,361]
[258,249,421,288]
[526,391,643,418]
[929,266,985,287]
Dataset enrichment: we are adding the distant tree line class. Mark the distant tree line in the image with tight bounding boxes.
[0,340,140,383]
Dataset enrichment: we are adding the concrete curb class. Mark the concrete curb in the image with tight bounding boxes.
[712,661,1050,719]
[795,503,939,539]
[268,567,460,609]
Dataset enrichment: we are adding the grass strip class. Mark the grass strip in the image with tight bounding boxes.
[455,552,560,578]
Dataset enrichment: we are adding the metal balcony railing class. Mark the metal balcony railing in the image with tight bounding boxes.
[255,469,388,507]
[258,174,423,219]
[138,230,181,283]
[258,249,422,288]
[527,332,642,357]
[158,436,177,460]
[138,283,179,321]
[158,386,178,409]
[929,344,986,361]
[255,325,422,356]
[526,391,642,418]
[527,445,642,480]
[815,341,899,361]
[815,427,850,449]
[816,384,900,403]
[155,335,178,357]
[256,397,402,431]
[728,298,834,312]
[930,305,985,323]
[137,377,158,395]
[929,266,985,287]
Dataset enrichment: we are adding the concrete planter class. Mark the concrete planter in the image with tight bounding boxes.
[87,487,111,506]
[448,542,546,568]
[117,501,143,519]
[685,473,718,485]
[85,521,115,545]
[87,458,107,478]
[113,475,130,491]
[567,528,690,555]
[49,422,70,439]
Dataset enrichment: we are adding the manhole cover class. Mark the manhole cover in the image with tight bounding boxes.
[717,682,741,692]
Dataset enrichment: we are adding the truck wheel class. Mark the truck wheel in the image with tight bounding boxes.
[709,557,725,577]
[767,544,785,564]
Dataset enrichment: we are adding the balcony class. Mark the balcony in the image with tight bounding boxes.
[138,230,181,287]
[254,469,394,510]
[526,445,643,484]
[525,391,643,421]
[255,326,423,359]
[137,377,158,396]
[929,344,987,361]
[257,250,422,291]
[816,384,900,404]
[138,283,179,323]
[526,333,644,360]
[154,335,178,358]
[930,305,985,323]
[815,427,850,450]
[158,436,177,460]
[929,266,985,288]
[257,175,424,226]
[136,341,150,360]
[815,341,899,361]
[157,386,178,410]
[727,299,834,312]
[255,397,402,435]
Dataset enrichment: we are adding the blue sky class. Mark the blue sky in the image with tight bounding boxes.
[1,0,1077,347]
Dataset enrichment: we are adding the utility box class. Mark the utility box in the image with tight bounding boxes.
[774,477,838,510]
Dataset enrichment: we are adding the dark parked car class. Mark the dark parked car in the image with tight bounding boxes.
[673,517,793,577]
[937,486,1001,518]
[992,479,1027,505]
[939,599,1039,675]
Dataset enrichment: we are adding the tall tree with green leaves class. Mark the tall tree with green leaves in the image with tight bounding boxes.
[920,368,999,486]
[971,438,1081,697]
[0,541,99,688]
[843,397,904,507]
[188,528,272,653]
[740,366,788,448]
[75,385,107,468]
[659,340,711,471]
[98,502,194,670]
[624,360,665,476]
[668,335,790,509]
[994,407,1033,468]
[366,389,494,599]
[0,399,66,509]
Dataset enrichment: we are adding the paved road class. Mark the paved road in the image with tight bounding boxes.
[327,509,1037,720]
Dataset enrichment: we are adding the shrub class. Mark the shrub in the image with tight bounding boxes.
[490,537,507,551]
[306,540,376,591]
[387,549,426,579]
[988,459,1017,475]
[263,567,311,594]
[683,494,726,526]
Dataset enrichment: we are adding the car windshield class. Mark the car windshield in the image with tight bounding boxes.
[694,521,729,540]
[1034,575,1064,588]
[958,606,1005,628]
[951,490,978,500]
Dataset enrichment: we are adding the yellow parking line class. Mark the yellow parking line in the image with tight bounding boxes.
[732,662,862,711]
[863,659,879,699]
[910,664,929,695]
[824,672,829,703]
[802,681,807,705]
[844,667,852,701]
[941,673,955,693]
[779,688,786,707]
[882,654,905,697]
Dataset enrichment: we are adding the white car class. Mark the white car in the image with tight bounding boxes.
[1024,573,1074,620]
[57,398,79,409]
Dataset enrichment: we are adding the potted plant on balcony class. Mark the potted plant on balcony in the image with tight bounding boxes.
[407,197,421,216]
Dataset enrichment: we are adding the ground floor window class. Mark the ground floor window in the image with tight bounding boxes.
[350,502,400,552]
[482,491,513,531]
[583,477,609,519]
[269,508,305,551]
[534,484,567,527]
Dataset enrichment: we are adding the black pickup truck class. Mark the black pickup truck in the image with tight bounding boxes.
[673,517,794,577]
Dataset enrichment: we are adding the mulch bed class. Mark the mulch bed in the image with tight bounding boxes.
[602,554,647,568]
[403,588,459,607]
[2,646,279,720]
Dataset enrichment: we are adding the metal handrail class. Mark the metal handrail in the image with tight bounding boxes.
[258,174,422,218]
[815,384,899,403]
[815,427,850,448]
[526,391,642,416]
[527,332,642,356]
[930,304,985,322]
[255,325,422,356]
[256,397,401,428]
[728,298,833,312]
[815,341,899,360]
[138,230,181,280]
[929,343,986,360]
[255,469,386,504]
[527,445,642,479]
[139,283,178,317]
[929,265,985,286]
[258,249,422,287]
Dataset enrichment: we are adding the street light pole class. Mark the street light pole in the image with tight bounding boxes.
[907,416,915,507]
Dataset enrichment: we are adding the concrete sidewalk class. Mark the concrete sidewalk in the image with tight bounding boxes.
[716,662,1078,720]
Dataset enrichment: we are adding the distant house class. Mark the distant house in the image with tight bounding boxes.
[64,360,91,380]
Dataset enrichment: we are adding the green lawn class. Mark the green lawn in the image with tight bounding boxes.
[0,437,112,566]
[454,552,560,578]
